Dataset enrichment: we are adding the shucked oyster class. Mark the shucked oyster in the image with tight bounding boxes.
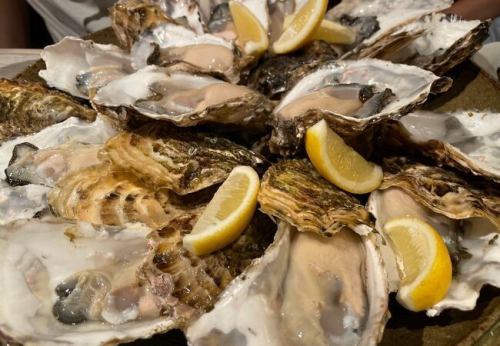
[93,66,273,127]
[382,110,500,182]
[258,159,372,236]
[187,223,389,346]
[368,157,500,315]
[40,37,133,99]
[269,59,450,156]
[0,79,96,143]
[347,13,488,75]
[100,125,265,194]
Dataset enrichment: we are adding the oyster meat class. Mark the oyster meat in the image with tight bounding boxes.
[0,115,118,180]
[93,66,272,127]
[40,37,133,99]
[368,157,500,314]
[100,125,265,194]
[187,223,389,346]
[383,110,500,182]
[258,159,373,236]
[269,59,450,155]
[0,79,96,143]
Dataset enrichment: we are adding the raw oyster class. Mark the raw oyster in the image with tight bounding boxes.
[269,59,451,155]
[0,184,50,225]
[93,66,273,127]
[131,22,250,82]
[5,142,101,186]
[40,37,133,99]
[0,219,179,345]
[383,110,500,182]
[368,157,500,314]
[258,159,373,236]
[348,13,488,75]
[48,164,172,229]
[100,125,265,194]
[0,115,118,180]
[0,79,96,143]
[187,223,389,346]
[248,41,341,100]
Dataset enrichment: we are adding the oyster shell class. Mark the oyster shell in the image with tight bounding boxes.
[5,142,101,187]
[383,110,500,182]
[0,115,118,180]
[348,13,488,75]
[40,37,133,99]
[100,125,265,194]
[187,223,389,346]
[367,157,500,314]
[48,164,172,229]
[0,219,179,345]
[131,22,250,83]
[269,59,451,156]
[93,65,273,127]
[0,184,50,225]
[258,159,373,236]
[0,79,96,143]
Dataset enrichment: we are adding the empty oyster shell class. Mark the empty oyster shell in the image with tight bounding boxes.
[0,79,96,143]
[48,164,172,229]
[382,110,500,182]
[269,59,451,156]
[0,115,118,180]
[40,37,133,99]
[0,219,181,345]
[368,157,500,314]
[100,125,265,194]
[187,223,389,346]
[348,13,488,75]
[258,159,373,236]
[93,66,273,127]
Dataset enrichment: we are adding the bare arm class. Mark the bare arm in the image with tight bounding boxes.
[0,0,29,48]
[443,0,500,20]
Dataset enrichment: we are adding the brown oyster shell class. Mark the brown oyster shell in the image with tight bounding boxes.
[381,157,500,229]
[0,79,96,143]
[100,125,266,195]
[258,159,373,236]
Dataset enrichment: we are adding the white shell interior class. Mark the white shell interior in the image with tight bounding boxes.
[0,185,50,225]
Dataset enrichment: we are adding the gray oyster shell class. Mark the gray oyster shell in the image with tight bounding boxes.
[0,184,50,225]
[0,79,96,143]
[382,110,500,182]
[258,159,373,236]
[100,125,265,195]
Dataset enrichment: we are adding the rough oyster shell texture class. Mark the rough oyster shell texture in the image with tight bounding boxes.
[258,159,373,236]
[101,125,265,195]
[0,79,96,142]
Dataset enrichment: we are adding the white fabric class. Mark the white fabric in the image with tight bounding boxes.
[26,0,115,42]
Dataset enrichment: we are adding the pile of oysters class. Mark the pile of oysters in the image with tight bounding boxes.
[0,0,499,345]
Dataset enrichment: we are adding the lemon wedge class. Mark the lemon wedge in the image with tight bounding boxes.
[283,16,356,45]
[384,217,453,312]
[229,1,269,56]
[305,119,383,194]
[272,0,328,54]
[182,166,260,256]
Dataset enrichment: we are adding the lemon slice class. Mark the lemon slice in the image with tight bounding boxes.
[384,217,453,312]
[283,16,356,45]
[305,119,383,194]
[272,0,328,54]
[229,1,269,56]
[182,166,260,256]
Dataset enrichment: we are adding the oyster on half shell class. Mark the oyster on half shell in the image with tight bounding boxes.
[0,79,96,143]
[93,66,273,127]
[368,157,500,315]
[383,110,500,182]
[100,125,265,195]
[187,223,389,346]
[258,159,373,236]
[269,59,450,156]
